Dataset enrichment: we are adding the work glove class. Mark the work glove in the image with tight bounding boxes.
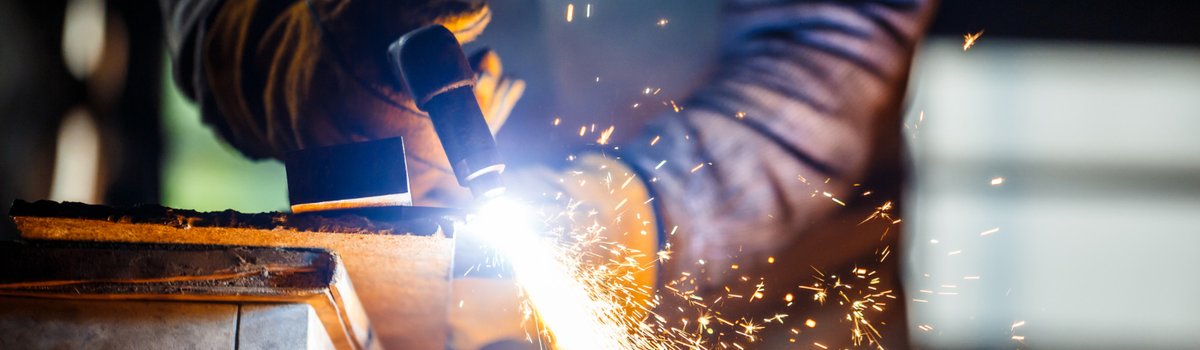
[201,0,523,206]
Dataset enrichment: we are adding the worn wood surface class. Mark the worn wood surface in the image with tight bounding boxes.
[0,241,374,350]
[11,201,455,349]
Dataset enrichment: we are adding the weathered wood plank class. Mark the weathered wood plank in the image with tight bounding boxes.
[10,201,455,349]
[0,241,374,350]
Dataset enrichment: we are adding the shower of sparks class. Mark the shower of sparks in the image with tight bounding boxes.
[963,30,984,51]
[566,4,575,22]
[466,198,629,349]
[455,140,951,349]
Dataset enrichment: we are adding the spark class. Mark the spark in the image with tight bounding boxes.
[859,201,894,224]
[980,227,1000,236]
[690,163,705,173]
[963,29,984,51]
[566,4,575,22]
[765,314,788,324]
[805,319,816,328]
[990,177,1004,186]
[553,117,561,126]
[650,135,661,146]
[1011,321,1026,331]
[656,18,669,27]
[579,125,587,137]
[586,4,592,18]
[597,125,616,145]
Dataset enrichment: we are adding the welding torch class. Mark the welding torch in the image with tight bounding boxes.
[389,25,507,200]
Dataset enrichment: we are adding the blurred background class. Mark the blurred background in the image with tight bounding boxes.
[1,0,1199,348]
[904,3,1200,347]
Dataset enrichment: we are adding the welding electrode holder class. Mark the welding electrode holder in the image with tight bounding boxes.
[389,25,506,198]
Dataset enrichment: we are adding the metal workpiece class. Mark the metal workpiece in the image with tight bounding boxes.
[285,137,413,213]
[390,25,507,199]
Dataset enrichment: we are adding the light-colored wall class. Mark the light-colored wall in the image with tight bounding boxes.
[904,38,1200,348]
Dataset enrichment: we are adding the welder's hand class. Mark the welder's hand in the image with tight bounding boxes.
[198,0,527,207]
[470,49,525,135]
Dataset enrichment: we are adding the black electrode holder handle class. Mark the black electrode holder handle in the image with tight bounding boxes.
[389,25,506,198]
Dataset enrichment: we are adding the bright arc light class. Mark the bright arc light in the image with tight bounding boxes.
[466,196,626,349]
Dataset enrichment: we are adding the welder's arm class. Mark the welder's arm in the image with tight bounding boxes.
[603,0,938,290]
[160,0,509,155]
[160,0,523,206]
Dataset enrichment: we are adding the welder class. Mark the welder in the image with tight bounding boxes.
[161,0,935,348]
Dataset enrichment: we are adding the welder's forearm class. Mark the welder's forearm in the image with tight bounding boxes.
[623,0,936,286]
